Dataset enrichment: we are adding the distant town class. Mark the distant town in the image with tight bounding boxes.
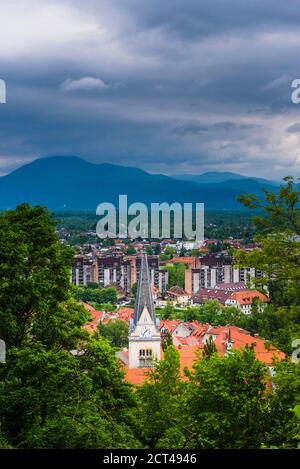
[70,236,265,305]
[66,225,284,385]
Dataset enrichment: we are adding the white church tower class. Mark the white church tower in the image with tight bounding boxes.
[128,252,161,368]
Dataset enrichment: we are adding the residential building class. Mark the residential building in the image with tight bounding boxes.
[72,254,95,286]
[185,253,263,294]
[96,255,123,288]
[225,290,269,314]
[166,286,190,305]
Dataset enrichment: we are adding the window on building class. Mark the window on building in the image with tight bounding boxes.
[139,349,153,367]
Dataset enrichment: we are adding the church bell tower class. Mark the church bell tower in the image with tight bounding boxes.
[128,252,161,368]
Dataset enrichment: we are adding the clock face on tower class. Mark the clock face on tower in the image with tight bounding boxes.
[140,326,152,338]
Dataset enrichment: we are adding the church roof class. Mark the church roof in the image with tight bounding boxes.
[132,252,157,327]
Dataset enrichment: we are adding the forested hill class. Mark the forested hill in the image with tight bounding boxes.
[0,156,278,211]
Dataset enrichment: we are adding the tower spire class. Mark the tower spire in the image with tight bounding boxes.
[128,251,161,368]
[132,252,157,327]
[227,327,233,352]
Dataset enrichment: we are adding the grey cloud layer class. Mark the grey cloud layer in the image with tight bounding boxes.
[1,0,300,178]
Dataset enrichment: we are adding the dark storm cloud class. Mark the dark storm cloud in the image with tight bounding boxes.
[89,0,300,39]
[172,122,261,136]
[0,0,300,178]
[286,123,300,133]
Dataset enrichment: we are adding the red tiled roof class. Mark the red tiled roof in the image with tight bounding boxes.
[160,319,181,334]
[117,307,134,323]
[84,309,104,333]
[229,290,269,305]
[125,367,151,385]
[83,303,134,332]
[190,322,210,337]
[151,284,159,295]
[172,257,197,264]
[121,324,285,385]
[204,325,284,364]
[167,286,187,296]
[176,336,200,346]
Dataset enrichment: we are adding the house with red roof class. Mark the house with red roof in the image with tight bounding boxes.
[83,303,134,332]
[192,287,270,313]
[166,285,190,305]
[225,290,269,314]
[83,303,105,333]
[171,257,200,268]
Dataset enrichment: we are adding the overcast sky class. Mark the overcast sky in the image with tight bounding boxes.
[1,0,300,178]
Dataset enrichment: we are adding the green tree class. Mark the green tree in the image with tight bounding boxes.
[164,263,186,289]
[197,299,223,324]
[136,346,186,448]
[0,338,140,448]
[0,205,139,449]
[203,336,217,358]
[236,175,300,306]
[159,246,175,261]
[73,286,118,305]
[208,242,222,253]
[186,348,269,448]
[86,282,99,289]
[101,287,118,304]
[0,204,87,348]
[183,306,201,322]
[161,331,173,351]
[154,244,161,255]
[265,359,300,448]
[161,302,174,320]
[236,176,300,353]
[131,282,138,298]
[179,246,187,257]
[125,246,136,255]
[97,319,129,348]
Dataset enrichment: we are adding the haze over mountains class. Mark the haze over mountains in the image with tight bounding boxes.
[0,156,279,211]
[173,172,279,186]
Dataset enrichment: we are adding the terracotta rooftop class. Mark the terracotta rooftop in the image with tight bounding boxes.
[229,290,269,305]
[82,302,95,312]
[160,319,181,334]
[172,257,198,265]
[167,286,188,296]
[83,309,104,333]
[121,324,285,386]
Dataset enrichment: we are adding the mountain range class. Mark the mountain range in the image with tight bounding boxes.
[0,156,279,211]
[173,171,279,186]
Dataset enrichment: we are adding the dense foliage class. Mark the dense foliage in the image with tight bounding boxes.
[73,285,118,305]
[163,262,186,289]
[54,210,255,246]
[97,319,129,349]
[0,205,138,449]
[236,176,300,354]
